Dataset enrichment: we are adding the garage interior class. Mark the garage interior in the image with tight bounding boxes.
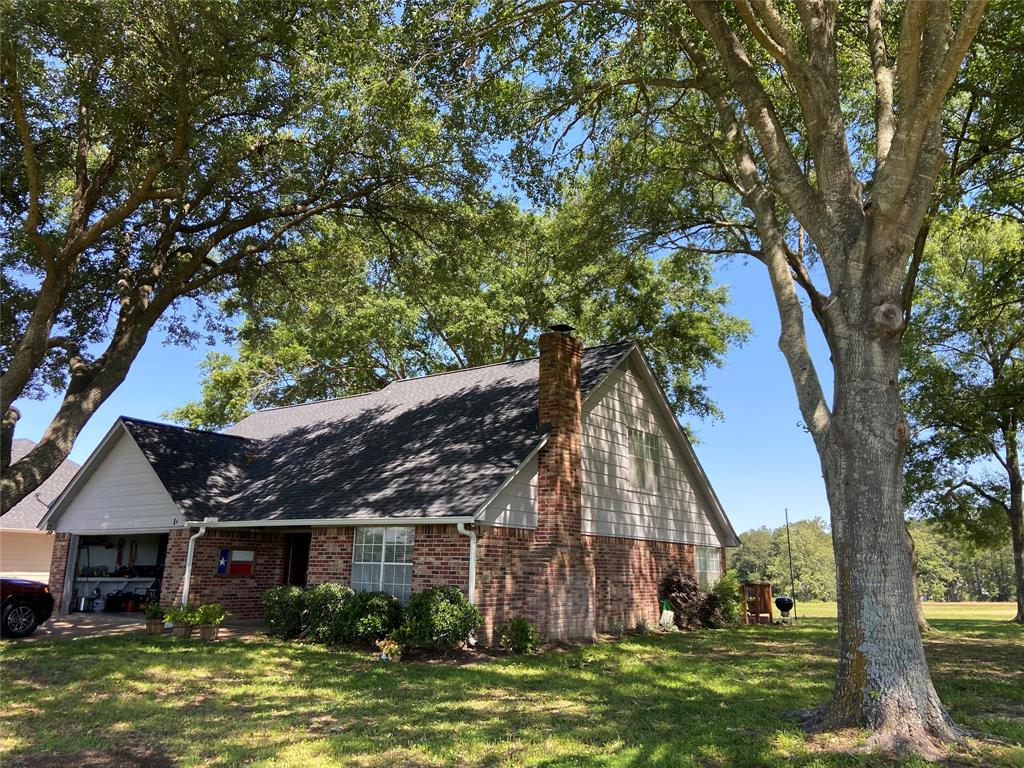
[67,533,168,613]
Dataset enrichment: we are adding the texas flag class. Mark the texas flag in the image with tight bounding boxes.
[217,549,229,575]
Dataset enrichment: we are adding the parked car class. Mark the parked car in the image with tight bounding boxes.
[1,577,54,638]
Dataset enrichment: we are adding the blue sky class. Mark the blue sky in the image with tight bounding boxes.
[12,259,832,535]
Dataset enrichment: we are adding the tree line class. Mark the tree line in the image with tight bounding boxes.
[730,518,1018,605]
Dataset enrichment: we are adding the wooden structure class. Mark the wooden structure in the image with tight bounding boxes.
[742,582,774,624]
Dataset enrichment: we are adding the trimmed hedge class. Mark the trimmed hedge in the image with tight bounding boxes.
[261,586,306,639]
[330,591,403,645]
[304,583,354,643]
[397,586,482,650]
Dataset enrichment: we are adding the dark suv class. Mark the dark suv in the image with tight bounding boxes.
[1,578,55,638]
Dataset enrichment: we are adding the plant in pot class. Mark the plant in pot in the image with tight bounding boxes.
[166,604,199,639]
[195,603,228,641]
[376,637,402,662]
[142,602,166,635]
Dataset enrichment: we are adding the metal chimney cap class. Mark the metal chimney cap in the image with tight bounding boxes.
[549,323,575,334]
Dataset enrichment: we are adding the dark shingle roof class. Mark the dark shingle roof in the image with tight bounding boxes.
[119,418,261,522]
[1,440,81,530]
[118,342,633,524]
[218,342,632,523]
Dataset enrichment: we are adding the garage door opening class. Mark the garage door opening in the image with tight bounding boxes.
[69,533,168,613]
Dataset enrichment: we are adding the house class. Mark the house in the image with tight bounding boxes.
[41,328,739,640]
[1,440,79,582]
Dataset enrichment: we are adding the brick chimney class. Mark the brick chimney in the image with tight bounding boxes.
[537,325,583,545]
[532,324,594,639]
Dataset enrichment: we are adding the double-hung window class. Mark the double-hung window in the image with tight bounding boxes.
[628,427,661,493]
[696,546,722,589]
[351,526,414,603]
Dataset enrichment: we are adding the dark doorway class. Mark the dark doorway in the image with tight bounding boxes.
[283,533,311,587]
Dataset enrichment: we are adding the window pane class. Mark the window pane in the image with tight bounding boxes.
[356,527,383,546]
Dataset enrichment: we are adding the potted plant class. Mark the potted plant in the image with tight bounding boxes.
[143,602,166,635]
[166,604,199,639]
[376,637,402,662]
[195,603,228,641]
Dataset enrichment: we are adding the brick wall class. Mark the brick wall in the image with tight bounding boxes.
[160,528,288,619]
[46,532,73,610]
[585,535,697,631]
[306,527,354,585]
[411,525,469,593]
[474,525,708,642]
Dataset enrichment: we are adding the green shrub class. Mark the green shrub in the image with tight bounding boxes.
[304,583,353,643]
[195,603,228,625]
[143,602,165,621]
[495,616,540,654]
[328,591,403,645]
[398,587,482,650]
[710,570,744,627]
[260,586,306,639]
[165,603,200,627]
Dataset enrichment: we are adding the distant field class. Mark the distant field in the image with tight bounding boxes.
[796,600,1018,621]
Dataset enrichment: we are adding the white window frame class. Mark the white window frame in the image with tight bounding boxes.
[351,526,415,602]
[628,427,661,493]
[696,545,722,589]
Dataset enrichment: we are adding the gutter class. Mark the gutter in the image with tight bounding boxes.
[181,516,218,605]
[182,515,476,529]
[456,522,477,604]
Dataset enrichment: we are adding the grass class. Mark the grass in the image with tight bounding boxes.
[1,605,1020,767]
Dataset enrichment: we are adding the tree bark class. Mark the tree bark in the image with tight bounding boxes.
[1005,423,1023,623]
[811,326,959,755]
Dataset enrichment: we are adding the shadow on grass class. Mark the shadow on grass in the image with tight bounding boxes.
[1,619,1021,768]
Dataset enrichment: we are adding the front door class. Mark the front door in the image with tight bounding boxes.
[283,533,311,587]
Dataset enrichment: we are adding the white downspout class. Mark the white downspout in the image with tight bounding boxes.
[181,517,219,605]
[456,522,477,604]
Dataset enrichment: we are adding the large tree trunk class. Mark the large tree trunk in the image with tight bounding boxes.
[811,333,959,755]
[1006,428,1023,623]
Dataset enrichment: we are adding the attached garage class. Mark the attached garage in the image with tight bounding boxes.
[42,419,185,613]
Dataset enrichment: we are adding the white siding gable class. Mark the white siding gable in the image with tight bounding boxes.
[581,365,721,546]
[52,429,182,533]
[477,453,538,528]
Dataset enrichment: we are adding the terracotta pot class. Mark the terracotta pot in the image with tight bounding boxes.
[172,624,193,639]
[197,624,220,641]
[145,619,165,635]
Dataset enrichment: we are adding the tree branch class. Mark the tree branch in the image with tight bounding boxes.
[868,0,896,161]
[684,1,840,262]
[2,44,55,266]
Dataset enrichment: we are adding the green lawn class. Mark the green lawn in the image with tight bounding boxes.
[2,606,1021,767]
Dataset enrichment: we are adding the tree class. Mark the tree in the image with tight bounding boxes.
[729,526,773,583]
[0,0,477,513]
[766,518,837,602]
[903,213,1023,622]
[451,0,990,752]
[168,201,748,429]
[731,519,836,602]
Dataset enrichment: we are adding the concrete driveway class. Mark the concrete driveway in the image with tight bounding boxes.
[19,612,267,642]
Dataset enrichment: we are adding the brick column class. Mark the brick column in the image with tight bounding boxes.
[530,326,595,640]
[159,528,191,607]
[47,532,73,612]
